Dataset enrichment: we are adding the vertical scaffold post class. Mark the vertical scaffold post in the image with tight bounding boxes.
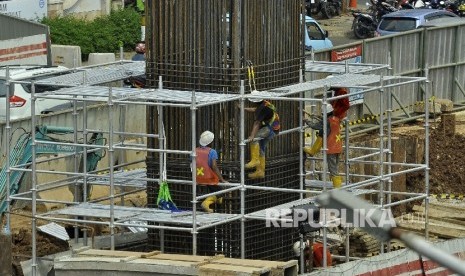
[31,81,38,276]
[240,80,246,259]
[108,86,116,250]
[158,76,165,252]
[191,90,198,255]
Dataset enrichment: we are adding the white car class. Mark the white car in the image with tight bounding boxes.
[0,65,73,121]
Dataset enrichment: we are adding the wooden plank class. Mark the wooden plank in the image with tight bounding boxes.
[140,250,161,258]
[413,205,465,220]
[396,218,465,239]
[211,258,297,269]
[77,249,143,258]
[150,253,212,262]
[199,263,270,276]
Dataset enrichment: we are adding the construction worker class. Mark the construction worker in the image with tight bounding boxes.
[244,90,280,179]
[195,130,227,213]
[293,240,332,273]
[132,41,146,61]
[304,87,350,188]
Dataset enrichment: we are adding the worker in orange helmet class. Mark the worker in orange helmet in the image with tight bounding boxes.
[303,86,350,188]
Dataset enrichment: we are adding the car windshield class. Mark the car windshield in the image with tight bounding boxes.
[306,22,324,40]
[379,18,417,32]
[0,79,6,97]
[21,83,62,94]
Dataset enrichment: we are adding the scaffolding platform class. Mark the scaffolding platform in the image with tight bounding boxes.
[42,203,241,228]
[36,73,423,106]
[245,189,372,220]
[305,179,342,189]
[305,61,390,74]
[83,168,148,188]
[34,61,145,86]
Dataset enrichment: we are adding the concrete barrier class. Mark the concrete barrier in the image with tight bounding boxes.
[51,45,82,68]
[88,53,116,66]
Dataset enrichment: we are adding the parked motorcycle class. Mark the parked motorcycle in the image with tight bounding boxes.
[306,0,342,19]
[352,0,398,39]
[459,0,465,16]
[351,0,398,39]
[320,0,343,19]
[305,0,322,15]
[352,11,378,39]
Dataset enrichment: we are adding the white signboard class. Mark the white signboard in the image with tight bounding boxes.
[0,0,47,21]
[0,34,48,65]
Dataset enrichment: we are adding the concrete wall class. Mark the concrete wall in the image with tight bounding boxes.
[48,0,118,20]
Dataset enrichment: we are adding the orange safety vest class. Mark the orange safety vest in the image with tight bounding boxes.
[263,101,280,132]
[195,147,219,185]
[327,116,342,154]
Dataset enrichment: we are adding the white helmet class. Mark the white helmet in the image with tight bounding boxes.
[324,103,333,114]
[248,90,264,103]
[199,131,214,146]
[293,240,309,257]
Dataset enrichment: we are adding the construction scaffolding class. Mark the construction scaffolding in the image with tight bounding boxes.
[2,60,431,275]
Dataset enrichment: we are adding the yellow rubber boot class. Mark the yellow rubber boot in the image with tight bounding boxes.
[332,175,343,189]
[304,136,323,156]
[245,143,260,169]
[249,156,265,179]
[201,195,217,213]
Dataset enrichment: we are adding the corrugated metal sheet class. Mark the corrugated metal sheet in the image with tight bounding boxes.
[38,222,70,241]
[317,22,465,115]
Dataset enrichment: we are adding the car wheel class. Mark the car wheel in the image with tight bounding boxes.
[353,19,370,39]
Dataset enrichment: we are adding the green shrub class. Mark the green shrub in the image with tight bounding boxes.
[41,9,141,61]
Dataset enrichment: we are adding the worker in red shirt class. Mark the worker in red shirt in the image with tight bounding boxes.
[293,240,332,273]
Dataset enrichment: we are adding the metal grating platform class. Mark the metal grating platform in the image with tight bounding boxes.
[305,61,390,74]
[37,85,241,105]
[83,169,148,188]
[305,179,341,189]
[43,203,240,227]
[34,61,145,86]
[246,189,373,219]
[37,73,425,105]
